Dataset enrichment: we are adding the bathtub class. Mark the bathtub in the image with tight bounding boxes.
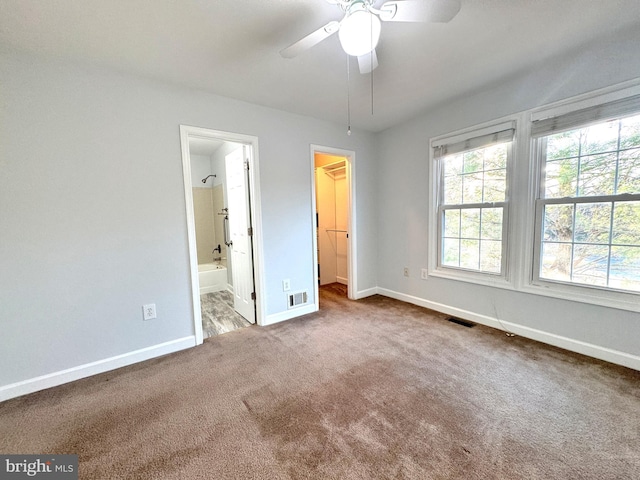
[198,263,227,295]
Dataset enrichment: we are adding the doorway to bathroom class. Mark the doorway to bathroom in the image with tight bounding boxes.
[311,145,356,306]
[180,126,263,344]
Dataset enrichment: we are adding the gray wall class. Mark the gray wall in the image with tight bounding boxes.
[375,25,640,361]
[0,52,378,391]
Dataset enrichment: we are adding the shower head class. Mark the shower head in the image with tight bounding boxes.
[201,174,217,184]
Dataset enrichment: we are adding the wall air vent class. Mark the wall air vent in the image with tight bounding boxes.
[288,291,308,309]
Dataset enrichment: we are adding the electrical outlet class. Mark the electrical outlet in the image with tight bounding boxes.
[404,267,409,277]
[143,304,156,321]
[421,268,428,280]
[282,279,291,292]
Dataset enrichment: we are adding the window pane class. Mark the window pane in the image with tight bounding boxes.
[543,204,574,241]
[545,158,578,198]
[574,203,612,244]
[439,140,508,276]
[462,172,483,203]
[442,238,460,267]
[444,174,462,204]
[460,239,480,270]
[581,121,619,155]
[610,246,640,292]
[612,201,640,245]
[540,242,572,282]
[480,208,503,240]
[547,130,580,160]
[463,150,482,173]
[620,114,640,149]
[484,144,507,170]
[617,148,640,194]
[572,244,609,286]
[480,240,502,273]
[538,109,640,295]
[443,209,460,237]
[484,169,506,202]
[578,153,617,196]
[443,153,463,176]
[460,208,480,238]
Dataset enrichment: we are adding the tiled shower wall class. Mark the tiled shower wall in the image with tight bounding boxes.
[193,185,225,265]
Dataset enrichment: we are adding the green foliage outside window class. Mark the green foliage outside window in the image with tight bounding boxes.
[441,144,507,274]
[540,114,640,292]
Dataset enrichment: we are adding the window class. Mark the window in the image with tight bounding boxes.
[532,96,640,293]
[432,123,514,277]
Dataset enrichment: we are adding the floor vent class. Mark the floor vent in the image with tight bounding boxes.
[288,291,308,309]
[447,317,476,328]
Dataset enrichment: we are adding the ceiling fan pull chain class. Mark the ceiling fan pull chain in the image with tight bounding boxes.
[347,54,352,136]
[371,61,374,116]
[370,12,374,116]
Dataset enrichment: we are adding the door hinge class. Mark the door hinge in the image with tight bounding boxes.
[244,160,250,171]
[251,292,256,300]
[248,227,253,236]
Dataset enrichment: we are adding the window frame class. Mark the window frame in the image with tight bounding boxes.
[517,84,640,312]
[427,80,640,313]
[523,84,640,312]
[429,119,517,288]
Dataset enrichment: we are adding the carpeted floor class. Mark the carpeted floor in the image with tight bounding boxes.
[1,286,639,479]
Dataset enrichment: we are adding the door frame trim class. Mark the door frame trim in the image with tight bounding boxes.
[180,125,264,344]
[310,144,357,305]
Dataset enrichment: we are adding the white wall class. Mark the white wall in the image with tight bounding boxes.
[375,25,640,367]
[189,154,213,188]
[335,172,348,284]
[0,52,378,398]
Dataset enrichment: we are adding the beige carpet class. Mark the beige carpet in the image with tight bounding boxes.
[1,286,639,479]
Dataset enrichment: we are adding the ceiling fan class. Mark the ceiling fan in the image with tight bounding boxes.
[280,0,461,74]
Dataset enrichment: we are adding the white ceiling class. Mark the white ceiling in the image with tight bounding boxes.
[2,0,640,132]
[188,137,225,157]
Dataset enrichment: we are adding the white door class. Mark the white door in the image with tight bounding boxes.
[225,146,256,324]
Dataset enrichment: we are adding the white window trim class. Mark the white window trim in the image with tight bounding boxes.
[428,78,640,313]
[521,82,640,312]
[428,117,518,289]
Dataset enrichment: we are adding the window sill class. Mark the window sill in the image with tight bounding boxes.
[521,280,640,313]
[428,266,515,290]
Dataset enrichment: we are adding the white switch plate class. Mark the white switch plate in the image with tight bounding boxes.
[143,304,156,321]
[421,268,428,280]
[282,279,291,291]
[403,267,409,277]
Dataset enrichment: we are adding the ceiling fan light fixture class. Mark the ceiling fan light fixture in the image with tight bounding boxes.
[338,9,381,57]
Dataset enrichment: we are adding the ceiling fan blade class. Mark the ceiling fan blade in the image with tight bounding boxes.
[279,21,341,59]
[379,0,461,23]
[357,49,379,74]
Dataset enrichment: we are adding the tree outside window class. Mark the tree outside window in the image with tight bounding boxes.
[439,141,509,275]
[537,114,640,292]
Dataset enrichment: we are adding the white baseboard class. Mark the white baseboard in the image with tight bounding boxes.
[377,288,640,372]
[263,303,317,326]
[353,287,378,300]
[336,276,348,285]
[0,336,196,403]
